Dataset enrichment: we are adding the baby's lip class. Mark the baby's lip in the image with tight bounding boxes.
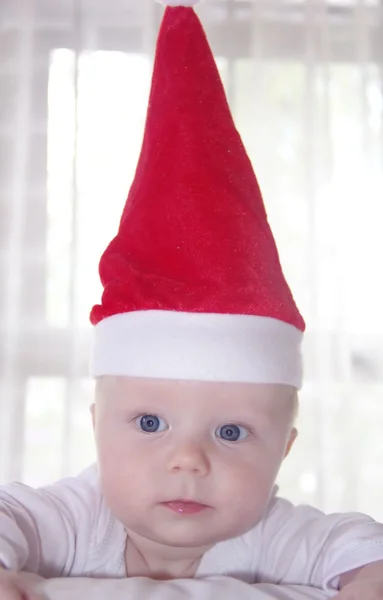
[161,499,211,515]
[165,498,209,505]
[161,496,211,505]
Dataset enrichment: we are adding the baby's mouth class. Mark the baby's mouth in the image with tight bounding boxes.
[160,500,211,515]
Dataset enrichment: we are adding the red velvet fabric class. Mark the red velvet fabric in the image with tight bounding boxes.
[90,7,305,332]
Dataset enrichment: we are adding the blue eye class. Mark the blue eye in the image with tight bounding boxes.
[217,424,249,442]
[136,415,167,434]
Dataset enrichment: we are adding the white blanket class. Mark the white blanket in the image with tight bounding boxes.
[37,577,333,600]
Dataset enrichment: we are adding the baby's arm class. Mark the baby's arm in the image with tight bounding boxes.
[0,466,98,578]
[255,497,383,592]
[37,577,329,600]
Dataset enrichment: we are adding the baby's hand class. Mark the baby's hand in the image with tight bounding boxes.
[0,567,44,600]
[336,560,383,599]
[335,580,383,599]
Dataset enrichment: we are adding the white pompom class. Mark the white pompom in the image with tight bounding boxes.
[158,0,201,6]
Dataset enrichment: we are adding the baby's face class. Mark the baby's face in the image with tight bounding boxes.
[92,377,297,552]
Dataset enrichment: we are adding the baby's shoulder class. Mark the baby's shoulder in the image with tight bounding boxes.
[0,463,104,523]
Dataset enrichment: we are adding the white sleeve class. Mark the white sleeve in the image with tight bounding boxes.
[0,466,99,577]
[256,497,383,591]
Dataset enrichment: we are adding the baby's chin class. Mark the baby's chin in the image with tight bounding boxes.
[126,511,260,550]
[132,528,229,550]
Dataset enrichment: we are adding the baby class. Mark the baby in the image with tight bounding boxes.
[1,2,383,600]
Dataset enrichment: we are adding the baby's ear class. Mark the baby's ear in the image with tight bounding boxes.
[285,427,298,458]
[90,403,96,431]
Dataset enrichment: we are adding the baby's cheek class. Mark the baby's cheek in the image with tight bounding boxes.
[98,452,142,514]
[216,464,272,535]
[228,453,278,501]
[97,423,130,456]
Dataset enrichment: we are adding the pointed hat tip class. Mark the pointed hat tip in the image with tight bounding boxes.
[158,0,201,6]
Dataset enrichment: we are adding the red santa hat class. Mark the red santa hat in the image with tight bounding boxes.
[90,0,305,387]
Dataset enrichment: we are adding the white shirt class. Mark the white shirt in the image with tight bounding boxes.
[1,465,383,592]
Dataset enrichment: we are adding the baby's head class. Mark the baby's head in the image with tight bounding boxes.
[92,376,297,552]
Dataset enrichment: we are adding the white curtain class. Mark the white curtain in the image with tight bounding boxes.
[0,0,382,519]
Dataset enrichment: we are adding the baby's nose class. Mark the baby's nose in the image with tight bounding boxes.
[166,440,210,476]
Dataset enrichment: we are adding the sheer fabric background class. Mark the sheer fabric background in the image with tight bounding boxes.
[0,0,382,519]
